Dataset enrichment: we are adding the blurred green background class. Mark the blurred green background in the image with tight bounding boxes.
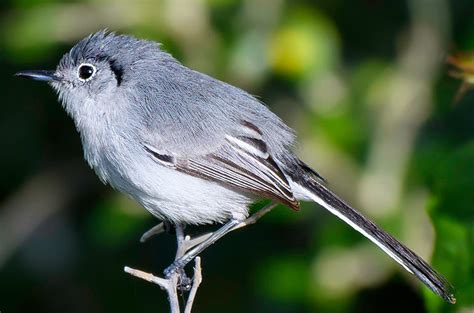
[0,0,473,312]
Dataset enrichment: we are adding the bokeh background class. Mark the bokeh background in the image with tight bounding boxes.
[0,0,473,312]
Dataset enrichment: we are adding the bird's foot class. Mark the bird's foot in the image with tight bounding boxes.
[164,262,192,291]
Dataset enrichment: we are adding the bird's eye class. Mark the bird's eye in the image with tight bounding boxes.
[77,63,96,81]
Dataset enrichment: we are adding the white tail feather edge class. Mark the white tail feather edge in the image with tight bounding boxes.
[297,184,413,274]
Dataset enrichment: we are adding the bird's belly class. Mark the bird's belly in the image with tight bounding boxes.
[99,154,252,225]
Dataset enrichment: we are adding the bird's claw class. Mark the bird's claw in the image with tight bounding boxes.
[164,263,191,291]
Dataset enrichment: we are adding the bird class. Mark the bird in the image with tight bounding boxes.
[16,30,455,303]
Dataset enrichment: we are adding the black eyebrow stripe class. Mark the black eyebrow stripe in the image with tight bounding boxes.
[108,58,123,86]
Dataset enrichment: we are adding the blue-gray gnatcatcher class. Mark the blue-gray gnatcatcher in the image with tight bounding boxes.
[16,31,455,303]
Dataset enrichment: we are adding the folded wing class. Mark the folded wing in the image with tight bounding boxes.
[143,121,300,210]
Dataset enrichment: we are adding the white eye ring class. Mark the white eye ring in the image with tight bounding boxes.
[77,63,97,82]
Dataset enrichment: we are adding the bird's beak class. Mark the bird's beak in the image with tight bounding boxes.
[15,70,60,82]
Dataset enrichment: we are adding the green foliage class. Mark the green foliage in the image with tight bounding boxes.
[256,255,310,303]
[432,143,474,222]
[86,195,148,248]
[268,7,339,79]
[425,143,474,311]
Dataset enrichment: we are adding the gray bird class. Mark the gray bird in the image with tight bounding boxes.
[16,31,455,303]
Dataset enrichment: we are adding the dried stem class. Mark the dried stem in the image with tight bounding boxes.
[140,222,165,243]
[125,202,277,312]
[124,266,180,313]
[184,257,202,313]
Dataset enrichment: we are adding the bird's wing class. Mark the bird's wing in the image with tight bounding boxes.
[142,121,300,210]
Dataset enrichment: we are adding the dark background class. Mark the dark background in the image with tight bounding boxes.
[0,0,473,312]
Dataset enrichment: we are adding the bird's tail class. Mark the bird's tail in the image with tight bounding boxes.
[293,174,456,304]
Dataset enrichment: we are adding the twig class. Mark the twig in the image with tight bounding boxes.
[182,232,213,252]
[125,203,277,312]
[124,266,169,286]
[184,257,202,313]
[125,225,202,313]
[124,265,181,313]
[233,203,277,230]
[140,222,165,243]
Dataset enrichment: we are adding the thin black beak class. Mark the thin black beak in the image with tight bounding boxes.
[15,70,60,82]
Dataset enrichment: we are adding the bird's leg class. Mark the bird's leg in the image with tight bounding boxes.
[164,203,277,279]
[178,202,278,253]
[164,219,241,278]
[173,224,192,291]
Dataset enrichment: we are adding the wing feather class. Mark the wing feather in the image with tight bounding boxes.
[144,122,300,210]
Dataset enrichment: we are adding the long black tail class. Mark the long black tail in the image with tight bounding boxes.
[295,175,455,304]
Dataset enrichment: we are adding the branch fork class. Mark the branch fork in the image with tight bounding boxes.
[124,203,277,313]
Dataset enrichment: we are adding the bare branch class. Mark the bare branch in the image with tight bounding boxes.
[182,232,213,252]
[234,203,277,230]
[124,266,170,289]
[181,202,278,255]
[140,222,165,243]
[184,257,202,313]
[124,266,180,313]
[127,202,276,312]
[126,224,202,313]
